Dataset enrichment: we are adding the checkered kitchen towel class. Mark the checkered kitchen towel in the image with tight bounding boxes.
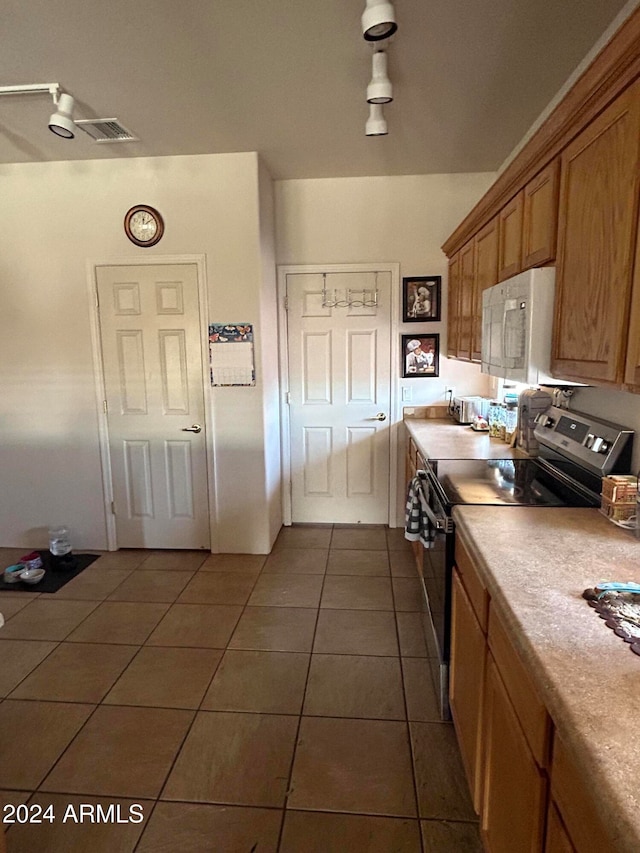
[405,475,435,547]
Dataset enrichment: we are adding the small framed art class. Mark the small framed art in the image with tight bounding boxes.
[402,334,440,378]
[402,276,441,322]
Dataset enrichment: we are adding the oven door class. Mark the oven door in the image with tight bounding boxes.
[415,467,454,719]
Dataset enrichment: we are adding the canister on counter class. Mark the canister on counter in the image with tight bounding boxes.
[504,402,518,443]
[488,401,502,438]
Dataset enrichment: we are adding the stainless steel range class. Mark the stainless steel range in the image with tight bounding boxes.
[413,406,633,719]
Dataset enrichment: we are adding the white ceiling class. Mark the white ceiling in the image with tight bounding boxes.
[0,0,633,179]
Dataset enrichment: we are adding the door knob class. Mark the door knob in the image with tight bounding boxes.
[371,413,387,421]
[181,424,202,433]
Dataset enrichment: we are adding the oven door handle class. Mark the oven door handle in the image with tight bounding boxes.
[415,470,452,532]
[417,490,447,531]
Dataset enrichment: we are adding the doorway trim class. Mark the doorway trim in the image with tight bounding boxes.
[86,254,217,552]
[277,262,401,528]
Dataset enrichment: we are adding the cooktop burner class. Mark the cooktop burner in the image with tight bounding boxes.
[429,457,598,508]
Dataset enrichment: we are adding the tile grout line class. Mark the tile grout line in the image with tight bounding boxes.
[274,526,332,853]
[389,540,427,853]
[151,555,267,811]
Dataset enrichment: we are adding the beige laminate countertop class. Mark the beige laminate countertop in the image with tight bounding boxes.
[454,506,640,852]
[404,417,524,460]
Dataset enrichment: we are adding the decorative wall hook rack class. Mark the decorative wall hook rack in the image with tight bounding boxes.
[321,272,379,309]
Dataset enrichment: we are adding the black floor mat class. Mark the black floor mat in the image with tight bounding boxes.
[0,552,100,594]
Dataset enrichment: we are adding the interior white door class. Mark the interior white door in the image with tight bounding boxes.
[97,263,210,549]
[286,270,391,524]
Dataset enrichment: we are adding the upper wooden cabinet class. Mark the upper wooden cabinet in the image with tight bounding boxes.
[441,9,640,390]
[441,8,640,261]
[522,159,560,268]
[624,213,640,392]
[447,222,498,363]
[473,218,499,361]
[497,191,524,281]
[447,254,460,358]
[551,79,640,385]
[457,239,475,361]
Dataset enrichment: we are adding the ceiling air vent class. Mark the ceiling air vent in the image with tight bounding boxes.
[74,118,138,143]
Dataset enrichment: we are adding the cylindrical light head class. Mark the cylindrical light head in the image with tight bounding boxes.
[362,0,397,41]
[367,50,393,104]
[48,93,75,138]
[365,103,388,136]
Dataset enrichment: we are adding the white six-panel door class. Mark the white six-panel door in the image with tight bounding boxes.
[97,264,210,549]
[286,270,392,524]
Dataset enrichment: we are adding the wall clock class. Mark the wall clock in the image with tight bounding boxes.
[124,205,164,247]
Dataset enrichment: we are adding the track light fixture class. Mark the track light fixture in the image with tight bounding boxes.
[362,0,398,42]
[365,103,388,136]
[48,93,75,138]
[0,82,76,139]
[367,50,393,104]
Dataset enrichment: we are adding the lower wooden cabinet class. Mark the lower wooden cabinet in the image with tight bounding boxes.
[482,656,548,853]
[450,569,486,812]
[450,535,618,853]
[550,736,616,853]
[405,435,425,574]
[545,802,576,853]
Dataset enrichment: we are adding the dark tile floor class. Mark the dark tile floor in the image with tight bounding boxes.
[0,527,481,852]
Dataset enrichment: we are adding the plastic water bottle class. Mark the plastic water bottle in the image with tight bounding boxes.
[49,526,72,556]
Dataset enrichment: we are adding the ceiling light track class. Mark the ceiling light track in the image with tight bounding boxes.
[0,82,61,99]
[0,82,77,139]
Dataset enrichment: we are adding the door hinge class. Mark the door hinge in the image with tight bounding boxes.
[285,391,291,405]
[284,295,289,311]
[110,501,116,514]
[103,400,108,413]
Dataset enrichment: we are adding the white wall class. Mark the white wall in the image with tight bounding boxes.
[275,172,497,523]
[0,152,281,552]
[275,173,496,405]
[257,157,283,546]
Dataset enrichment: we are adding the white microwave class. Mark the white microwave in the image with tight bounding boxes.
[481,267,560,385]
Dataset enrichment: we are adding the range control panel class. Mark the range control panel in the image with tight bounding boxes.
[534,406,633,475]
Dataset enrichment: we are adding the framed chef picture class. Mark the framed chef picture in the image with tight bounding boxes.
[402,276,441,322]
[402,334,440,378]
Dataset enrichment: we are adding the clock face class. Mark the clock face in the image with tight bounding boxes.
[124,205,164,247]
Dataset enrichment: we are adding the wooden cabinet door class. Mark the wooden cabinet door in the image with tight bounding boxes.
[481,657,547,853]
[552,79,640,385]
[447,254,460,358]
[546,801,576,853]
[497,191,524,281]
[624,214,640,391]
[551,736,617,853]
[473,217,499,362]
[523,160,560,268]
[457,239,475,360]
[450,569,486,813]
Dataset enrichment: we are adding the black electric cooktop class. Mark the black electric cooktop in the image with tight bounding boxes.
[428,457,599,508]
